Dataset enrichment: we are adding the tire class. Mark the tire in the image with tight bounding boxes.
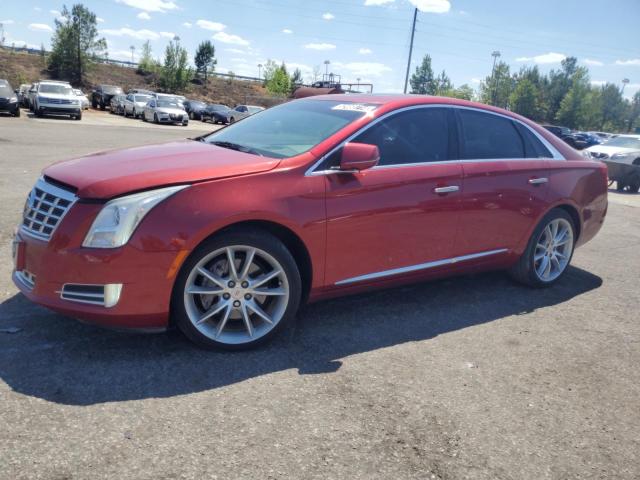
[75,111,82,120]
[154,113,159,124]
[14,107,20,118]
[142,113,147,122]
[616,182,626,192]
[508,208,576,288]
[229,117,235,124]
[92,98,97,109]
[628,180,640,193]
[172,229,302,350]
[189,111,194,120]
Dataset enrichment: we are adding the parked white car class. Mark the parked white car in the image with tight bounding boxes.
[586,135,640,165]
[73,89,90,110]
[123,93,153,118]
[32,81,82,120]
[142,98,188,125]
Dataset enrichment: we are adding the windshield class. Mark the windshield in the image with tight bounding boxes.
[135,95,152,102]
[203,100,377,159]
[157,100,181,108]
[0,85,13,96]
[603,136,640,149]
[39,84,73,95]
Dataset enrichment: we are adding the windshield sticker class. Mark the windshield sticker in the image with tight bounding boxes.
[331,103,377,113]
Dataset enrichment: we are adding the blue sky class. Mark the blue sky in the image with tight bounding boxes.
[1,0,639,98]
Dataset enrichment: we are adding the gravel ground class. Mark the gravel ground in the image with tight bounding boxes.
[0,111,639,480]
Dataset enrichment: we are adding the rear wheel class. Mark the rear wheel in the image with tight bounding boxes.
[14,107,20,117]
[172,230,301,350]
[154,113,159,124]
[509,208,576,287]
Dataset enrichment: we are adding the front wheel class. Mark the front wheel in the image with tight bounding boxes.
[172,230,302,350]
[509,208,576,287]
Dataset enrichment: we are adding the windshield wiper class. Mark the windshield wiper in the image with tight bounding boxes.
[210,141,264,156]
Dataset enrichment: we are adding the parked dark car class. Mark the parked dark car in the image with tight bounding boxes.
[542,125,587,149]
[92,85,124,110]
[0,80,20,117]
[109,94,126,115]
[572,132,601,149]
[201,104,232,124]
[184,100,207,120]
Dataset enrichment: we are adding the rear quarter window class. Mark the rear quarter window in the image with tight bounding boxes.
[458,109,525,159]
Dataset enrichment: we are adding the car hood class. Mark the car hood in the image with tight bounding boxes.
[156,107,185,115]
[43,140,281,199]
[587,145,640,155]
[38,92,74,100]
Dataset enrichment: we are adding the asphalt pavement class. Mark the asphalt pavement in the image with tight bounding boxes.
[0,111,639,480]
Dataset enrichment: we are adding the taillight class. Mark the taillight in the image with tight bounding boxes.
[598,162,609,190]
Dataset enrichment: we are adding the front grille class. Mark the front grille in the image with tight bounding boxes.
[40,97,75,105]
[170,113,183,120]
[22,177,77,241]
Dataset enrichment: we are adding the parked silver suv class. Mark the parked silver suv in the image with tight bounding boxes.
[33,81,82,120]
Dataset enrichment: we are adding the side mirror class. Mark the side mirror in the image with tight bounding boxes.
[14,89,19,94]
[339,142,380,172]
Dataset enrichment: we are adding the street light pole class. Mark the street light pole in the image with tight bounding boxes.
[403,7,418,94]
[324,60,330,77]
[622,78,630,95]
[258,63,262,80]
[130,45,135,64]
[490,50,501,105]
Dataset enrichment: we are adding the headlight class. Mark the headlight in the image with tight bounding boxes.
[9,96,18,103]
[611,153,629,160]
[82,185,188,248]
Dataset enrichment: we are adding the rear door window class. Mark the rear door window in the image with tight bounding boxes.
[457,109,525,159]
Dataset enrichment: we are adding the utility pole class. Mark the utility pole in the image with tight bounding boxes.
[0,23,5,47]
[257,63,262,80]
[490,50,501,105]
[403,7,418,94]
[130,45,135,64]
[324,60,330,76]
[622,78,630,95]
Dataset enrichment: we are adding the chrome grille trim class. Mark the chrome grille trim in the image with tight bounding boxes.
[21,177,77,241]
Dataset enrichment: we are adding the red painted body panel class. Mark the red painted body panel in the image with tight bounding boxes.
[13,95,608,330]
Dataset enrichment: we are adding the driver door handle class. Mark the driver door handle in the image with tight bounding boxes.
[433,186,460,194]
[528,177,548,185]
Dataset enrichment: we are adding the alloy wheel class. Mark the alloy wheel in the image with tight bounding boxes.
[183,245,290,345]
[533,218,573,282]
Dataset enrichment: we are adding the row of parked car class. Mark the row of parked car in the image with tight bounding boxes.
[542,125,615,150]
[103,86,264,126]
[4,79,266,126]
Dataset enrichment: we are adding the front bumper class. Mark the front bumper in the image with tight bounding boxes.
[157,114,188,124]
[0,102,19,113]
[38,104,81,116]
[12,206,181,330]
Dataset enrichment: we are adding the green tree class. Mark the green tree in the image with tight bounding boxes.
[48,4,107,84]
[262,59,279,86]
[409,55,435,94]
[509,78,543,121]
[291,68,303,86]
[434,70,452,95]
[160,38,190,92]
[138,40,155,73]
[598,83,625,130]
[546,57,578,121]
[194,40,216,83]
[441,84,474,101]
[265,62,291,95]
[626,91,640,132]
[556,67,591,129]
[479,61,512,108]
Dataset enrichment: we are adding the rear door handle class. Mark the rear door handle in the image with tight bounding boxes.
[433,186,460,194]
[528,177,548,185]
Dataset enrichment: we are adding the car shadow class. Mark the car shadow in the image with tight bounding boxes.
[0,267,602,405]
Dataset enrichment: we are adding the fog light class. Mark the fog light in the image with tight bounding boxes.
[104,284,123,308]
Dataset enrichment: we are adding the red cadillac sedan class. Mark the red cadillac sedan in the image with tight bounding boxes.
[12,95,608,349]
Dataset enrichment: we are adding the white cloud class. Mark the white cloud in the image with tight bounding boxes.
[304,42,336,51]
[160,31,175,39]
[282,28,293,34]
[358,48,372,55]
[225,48,246,54]
[101,27,161,40]
[182,22,192,28]
[409,0,450,13]
[615,59,640,66]
[584,58,603,67]
[213,31,249,46]
[516,52,566,64]
[287,62,313,74]
[0,20,15,25]
[335,61,392,77]
[470,77,481,84]
[137,12,151,20]
[28,23,53,32]
[96,17,105,23]
[590,80,606,87]
[115,0,178,13]
[364,0,394,5]
[196,19,226,31]
[322,12,335,20]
